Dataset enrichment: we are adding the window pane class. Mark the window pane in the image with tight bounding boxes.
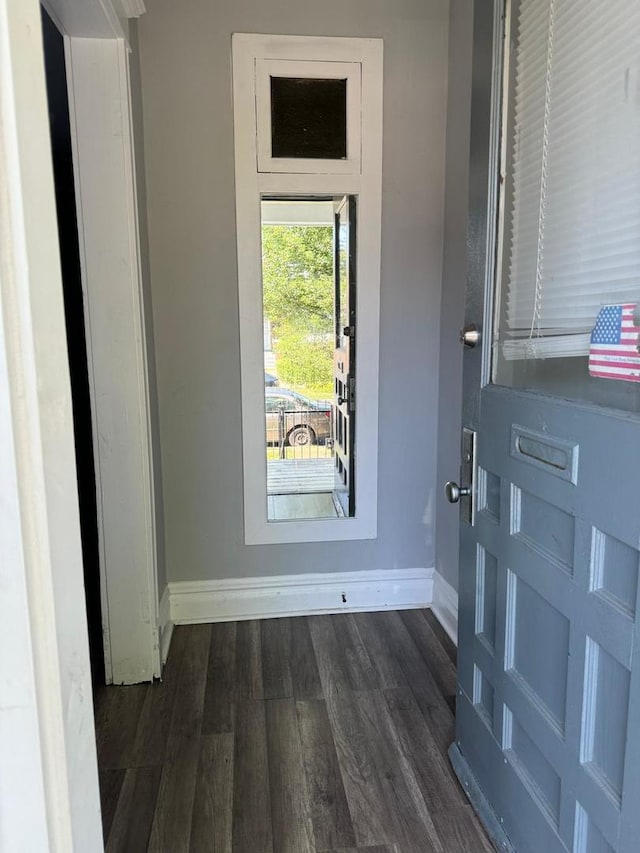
[270,77,347,159]
[260,197,356,520]
[492,0,640,413]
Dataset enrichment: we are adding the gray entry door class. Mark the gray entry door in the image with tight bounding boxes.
[333,195,356,517]
[453,3,640,853]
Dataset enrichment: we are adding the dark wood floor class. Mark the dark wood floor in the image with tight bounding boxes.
[95,609,494,853]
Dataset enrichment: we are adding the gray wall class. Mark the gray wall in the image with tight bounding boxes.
[435,0,474,591]
[129,23,168,601]
[137,0,449,582]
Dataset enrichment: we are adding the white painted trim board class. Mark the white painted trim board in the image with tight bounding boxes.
[44,0,126,40]
[158,584,174,665]
[65,35,160,684]
[0,0,102,847]
[432,570,458,646]
[169,568,434,624]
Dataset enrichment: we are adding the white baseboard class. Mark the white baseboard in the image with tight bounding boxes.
[169,567,434,624]
[431,570,458,646]
[158,584,174,665]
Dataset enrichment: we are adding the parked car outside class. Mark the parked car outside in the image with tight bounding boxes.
[265,387,332,446]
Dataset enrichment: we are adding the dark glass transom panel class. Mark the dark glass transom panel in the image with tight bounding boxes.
[270,76,347,159]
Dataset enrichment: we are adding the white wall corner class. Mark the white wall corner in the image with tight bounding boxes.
[169,568,434,625]
[158,584,174,666]
[431,570,458,646]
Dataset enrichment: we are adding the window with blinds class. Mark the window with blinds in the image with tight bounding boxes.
[497,0,640,361]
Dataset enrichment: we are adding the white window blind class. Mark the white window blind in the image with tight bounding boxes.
[501,0,640,360]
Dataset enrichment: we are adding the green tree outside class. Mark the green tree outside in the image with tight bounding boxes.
[262,224,334,397]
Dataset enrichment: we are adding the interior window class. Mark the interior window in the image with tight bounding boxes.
[261,198,356,521]
[270,76,347,159]
[233,34,382,544]
[492,0,640,412]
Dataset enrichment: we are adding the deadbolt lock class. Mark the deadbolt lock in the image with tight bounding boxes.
[444,428,477,525]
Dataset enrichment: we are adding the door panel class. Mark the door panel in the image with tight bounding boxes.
[454,3,640,852]
[458,387,640,852]
[457,387,640,851]
[333,195,356,516]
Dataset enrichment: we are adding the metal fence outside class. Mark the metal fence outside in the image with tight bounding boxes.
[266,405,334,461]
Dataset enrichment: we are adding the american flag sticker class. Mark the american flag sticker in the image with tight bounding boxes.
[589,303,640,382]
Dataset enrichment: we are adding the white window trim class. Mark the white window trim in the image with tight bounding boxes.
[232,33,383,545]
[256,58,361,175]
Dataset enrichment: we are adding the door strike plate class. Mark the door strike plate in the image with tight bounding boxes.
[461,427,476,526]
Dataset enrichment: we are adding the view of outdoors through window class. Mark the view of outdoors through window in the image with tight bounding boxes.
[261,199,354,521]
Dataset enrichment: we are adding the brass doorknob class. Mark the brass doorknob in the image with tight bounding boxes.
[445,481,471,503]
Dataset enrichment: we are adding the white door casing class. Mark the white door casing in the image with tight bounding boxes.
[65,34,160,684]
[47,0,161,685]
[1,0,155,847]
[0,0,102,848]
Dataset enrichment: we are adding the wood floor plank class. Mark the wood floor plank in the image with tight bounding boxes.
[95,683,149,770]
[308,615,351,697]
[131,684,176,768]
[352,690,442,853]
[370,611,454,757]
[290,616,323,700]
[235,620,263,699]
[232,699,273,853]
[131,625,189,767]
[189,733,234,853]
[261,618,293,700]
[351,613,408,690]
[202,622,237,734]
[309,616,395,848]
[296,699,356,851]
[99,769,125,843]
[148,624,211,853]
[424,610,457,666]
[432,805,495,853]
[331,614,379,691]
[384,687,464,813]
[324,690,395,849]
[399,609,457,706]
[105,765,162,853]
[266,698,315,853]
